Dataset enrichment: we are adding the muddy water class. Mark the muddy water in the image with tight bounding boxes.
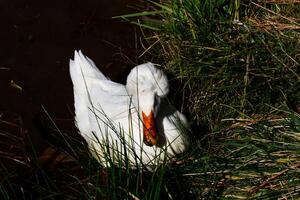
[0,0,143,155]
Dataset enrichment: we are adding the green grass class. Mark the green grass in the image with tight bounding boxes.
[117,0,300,199]
[0,109,175,199]
[0,88,189,200]
[1,0,300,199]
[125,0,300,127]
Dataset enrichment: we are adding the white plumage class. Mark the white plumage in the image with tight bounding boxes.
[69,50,188,168]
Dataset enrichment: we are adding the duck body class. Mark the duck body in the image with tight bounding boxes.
[69,50,188,168]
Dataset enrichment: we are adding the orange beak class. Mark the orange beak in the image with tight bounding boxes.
[142,111,157,146]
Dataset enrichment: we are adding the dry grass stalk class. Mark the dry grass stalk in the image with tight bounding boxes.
[264,0,300,4]
[248,18,300,31]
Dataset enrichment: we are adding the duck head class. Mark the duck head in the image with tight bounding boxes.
[126,63,169,146]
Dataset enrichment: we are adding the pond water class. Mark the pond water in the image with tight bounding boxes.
[0,0,143,156]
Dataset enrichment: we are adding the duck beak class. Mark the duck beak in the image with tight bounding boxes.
[142,111,157,146]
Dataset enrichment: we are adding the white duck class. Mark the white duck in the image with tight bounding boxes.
[69,50,188,168]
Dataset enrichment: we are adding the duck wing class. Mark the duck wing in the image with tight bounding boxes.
[70,50,107,81]
[155,98,188,155]
[69,50,135,135]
